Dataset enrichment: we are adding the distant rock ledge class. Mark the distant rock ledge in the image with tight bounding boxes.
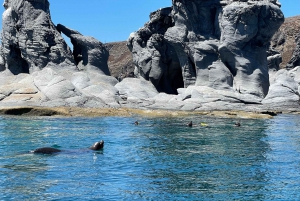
[0,106,278,119]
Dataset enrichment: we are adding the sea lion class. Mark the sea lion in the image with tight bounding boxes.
[235,122,241,127]
[89,140,104,150]
[32,140,104,154]
[187,121,193,127]
[32,147,61,154]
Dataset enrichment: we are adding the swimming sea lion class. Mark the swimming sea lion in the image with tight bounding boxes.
[32,140,104,154]
[32,147,61,154]
[89,140,104,150]
[235,122,241,127]
[187,121,193,127]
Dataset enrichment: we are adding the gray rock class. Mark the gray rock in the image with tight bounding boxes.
[127,8,183,94]
[115,78,159,100]
[268,49,282,72]
[0,0,297,113]
[82,85,121,108]
[57,24,110,75]
[1,0,76,74]
[218,1,284,98]
[129,0,284,99]
[32,68,82,101]
[262,69,300,105]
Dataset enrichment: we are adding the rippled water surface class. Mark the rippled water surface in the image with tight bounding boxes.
[1,114,300,200]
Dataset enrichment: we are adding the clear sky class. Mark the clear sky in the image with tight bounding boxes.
[0,0,299,43]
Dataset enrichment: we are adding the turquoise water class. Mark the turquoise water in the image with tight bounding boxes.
[1,114,300,200]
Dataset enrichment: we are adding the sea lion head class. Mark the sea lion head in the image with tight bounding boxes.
[90,140,104,150]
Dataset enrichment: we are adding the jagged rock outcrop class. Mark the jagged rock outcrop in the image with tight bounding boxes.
[57,24,110,75]
[127,7,183,94]
[128,0,284,99]
[108,15,300,86]
[1,0,76,74]
[0,0,119,108]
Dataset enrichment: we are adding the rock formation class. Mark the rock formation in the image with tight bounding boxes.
[127,7,183,94]
[0,0,117,108]
[109,15,300,83]
[1,0,300,114]
[1,0,75,74]
[263,67,300,106]
[128,0,284,99]
[57,24,110,75]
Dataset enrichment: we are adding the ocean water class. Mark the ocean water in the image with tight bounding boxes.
[1,114,300,200]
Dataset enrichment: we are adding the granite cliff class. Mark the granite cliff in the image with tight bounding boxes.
[0,0,299,113]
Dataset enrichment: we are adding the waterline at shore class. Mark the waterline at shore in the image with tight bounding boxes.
[0,106,280,119]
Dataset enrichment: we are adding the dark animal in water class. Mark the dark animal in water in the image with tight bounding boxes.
[32,140,104,154]
[235,122,241,127]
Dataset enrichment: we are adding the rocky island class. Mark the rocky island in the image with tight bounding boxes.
[0,0,299,117]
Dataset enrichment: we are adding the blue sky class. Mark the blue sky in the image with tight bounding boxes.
[0,0,299,43]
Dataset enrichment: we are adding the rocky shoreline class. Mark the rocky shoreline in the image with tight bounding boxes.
[0,105,290,119]
[0,0,299,116]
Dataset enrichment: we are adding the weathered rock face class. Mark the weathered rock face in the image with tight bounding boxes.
[1,0,299,113]
[57,24,110,75]
[263,67,300,107]
[1,0,76,74]
[128,0,284,98]
[127,7,183,94]
[0,0,116,108]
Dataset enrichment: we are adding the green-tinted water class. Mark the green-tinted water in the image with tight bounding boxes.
[0,114,300,200]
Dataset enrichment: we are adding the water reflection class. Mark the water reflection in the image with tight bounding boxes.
[263,115,300,200]
[1,115,300,200]
[133,117,270,200]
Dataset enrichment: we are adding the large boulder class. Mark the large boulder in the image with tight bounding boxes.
[1,0,76,74]
[128,0,284,98]
[115,78,159,100]
[262,68,300,106]
[57,24,110,75]
[32,68,79,100]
